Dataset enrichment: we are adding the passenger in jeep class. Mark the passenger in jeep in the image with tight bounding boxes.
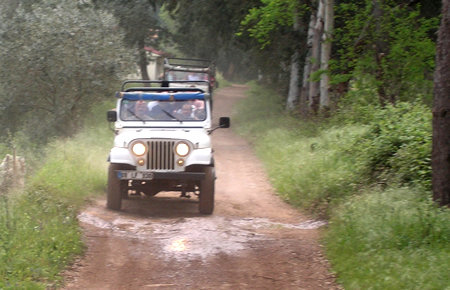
[149,101,179,120]
[134,100,151,119]
[176,103,196,120]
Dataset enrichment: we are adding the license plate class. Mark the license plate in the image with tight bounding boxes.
[117,171,154,180]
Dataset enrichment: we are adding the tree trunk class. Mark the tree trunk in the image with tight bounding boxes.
[286,51,299,110]
[299,11,316,117]
[309,0,324,115]
[225,62,235,80]
[319,0,334,114]
[286,11,300,111]
[372,0,392,107]
[432,0,450,207]
[138,39,149,80]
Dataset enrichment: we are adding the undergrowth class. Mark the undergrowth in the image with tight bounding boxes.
[233,82,365,216]
[0,100,113,289]
[325,188,450,289]
[0,190,83,289]
[233,81,449,289]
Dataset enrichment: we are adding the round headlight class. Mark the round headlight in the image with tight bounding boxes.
[175,142,190,157]
[131,141,147,156]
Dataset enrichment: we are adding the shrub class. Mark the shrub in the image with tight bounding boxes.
[255,125,366,216]
[351,102,432,189]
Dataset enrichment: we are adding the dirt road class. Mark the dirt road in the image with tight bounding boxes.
[63,85,339,289]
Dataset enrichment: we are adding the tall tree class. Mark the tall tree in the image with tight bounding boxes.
[238,0,309,109]
[332,0,439,107]
[94,0,162,80]
[372,0,391,106]
[319,0,334,113]
[286,10,300,110]
[308,0,324,114]
[432,0,450,206]
[299,11,316,116]
[164,0,260,81]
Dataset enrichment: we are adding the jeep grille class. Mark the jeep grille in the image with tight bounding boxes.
[147,140,176,170]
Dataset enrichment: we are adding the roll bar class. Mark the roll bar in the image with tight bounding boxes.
[120,80,210,92]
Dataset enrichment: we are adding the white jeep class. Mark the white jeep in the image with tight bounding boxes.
[106,80,230,214]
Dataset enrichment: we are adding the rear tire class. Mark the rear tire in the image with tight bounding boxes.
[199,166,215,214]
[107,163,123,210]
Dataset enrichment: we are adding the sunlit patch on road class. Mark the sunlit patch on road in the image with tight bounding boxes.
[168,238,188,252]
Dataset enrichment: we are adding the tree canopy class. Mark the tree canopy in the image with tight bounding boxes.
[92,0,162,80]
[0,0,134,144]
[163,0,262,80]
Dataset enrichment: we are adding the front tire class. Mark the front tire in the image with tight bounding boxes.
[199,166,215,214]
[107,163,123,210]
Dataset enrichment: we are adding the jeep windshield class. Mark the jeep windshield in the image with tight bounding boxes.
[119,92,206,122]
[165,71,209,82]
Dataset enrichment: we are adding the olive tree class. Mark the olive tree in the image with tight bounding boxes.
[0,0,134,143]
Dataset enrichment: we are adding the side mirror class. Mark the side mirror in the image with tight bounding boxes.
[208,117,230,135]
[219,117,230,128]
[107,110,117,122]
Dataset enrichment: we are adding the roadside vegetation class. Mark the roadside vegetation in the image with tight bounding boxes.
[0,101,113,289]
[1,82,447,289]
[233,82,449,289]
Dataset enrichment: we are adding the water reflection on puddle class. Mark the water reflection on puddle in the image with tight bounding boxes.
[168,238,188,252]
[78,213,326,261]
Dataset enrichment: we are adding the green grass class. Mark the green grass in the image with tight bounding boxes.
[30,128,110,206]
[0,100,114,289]
[325,188,450,289]
[0,191,83,289]
[254,125,367,215]
[233,82,450,289]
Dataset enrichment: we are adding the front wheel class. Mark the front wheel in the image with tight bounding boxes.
[199,166,215,214]
[107,163,123,210]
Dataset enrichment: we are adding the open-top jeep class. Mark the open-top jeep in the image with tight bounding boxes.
[106,80,230,214]
[163,58,217,92]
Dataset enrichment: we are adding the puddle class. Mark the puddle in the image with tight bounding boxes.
[233,218,328,230]
[78,213,326,261]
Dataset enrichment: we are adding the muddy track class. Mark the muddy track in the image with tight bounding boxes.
[62,85,339,289]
